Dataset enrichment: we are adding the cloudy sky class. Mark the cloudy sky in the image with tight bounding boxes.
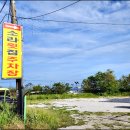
[0,0,130,87]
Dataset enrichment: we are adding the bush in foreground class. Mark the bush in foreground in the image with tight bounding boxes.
[0,103,23,129]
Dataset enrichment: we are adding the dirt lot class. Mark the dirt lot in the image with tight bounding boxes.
[28,97,130,129]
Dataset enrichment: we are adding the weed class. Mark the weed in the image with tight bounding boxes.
[76,119,85,126]
[93,123,101,129]
[27,93,100,102]
[27,92,130,102]
[0,103,23,129]
[82,111,105,116]
[26,107,76,129]
[102,123,114,129]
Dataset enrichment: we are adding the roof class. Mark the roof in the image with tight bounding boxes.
[0,88,9,91]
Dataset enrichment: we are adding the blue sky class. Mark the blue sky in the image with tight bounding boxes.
[0,1,130,87]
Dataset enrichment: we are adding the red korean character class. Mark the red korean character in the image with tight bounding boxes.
[7,70,18,76]
[8,56,17,62]
[7,63,14,68]
[14,63,19,69]
[7,63,19,69]
[7,43,17,49]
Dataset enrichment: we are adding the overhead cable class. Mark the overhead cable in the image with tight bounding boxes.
[0,13,7,24]
[0,0,7,14]
[17,0,80,19]
[20,18,130,26]
[7,0,11,22]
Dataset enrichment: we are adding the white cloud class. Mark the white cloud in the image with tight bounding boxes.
[15,1,130,33]
[0,1,130,83]
[24,44,81,54]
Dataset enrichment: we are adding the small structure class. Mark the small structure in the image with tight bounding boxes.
[0,88,14,103]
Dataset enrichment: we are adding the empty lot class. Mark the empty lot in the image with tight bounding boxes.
[52,97,130,112]
[28,97,130,129]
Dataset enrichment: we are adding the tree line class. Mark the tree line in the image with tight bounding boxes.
[31,82,71,94]
[82,69,130,94]
[24,69,130,95]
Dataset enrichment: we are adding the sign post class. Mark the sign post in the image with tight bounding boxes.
[2,22,22,79]
[2,22,23,117]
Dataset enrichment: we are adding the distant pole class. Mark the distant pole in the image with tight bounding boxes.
[10,0,24,117]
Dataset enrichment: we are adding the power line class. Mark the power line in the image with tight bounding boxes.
[7,0,11,22]
[0,0,7,14]
[23,79,82,82]
[17,0,81,20]
[0,1,8,24]
[9,0,130,26]
[20,18,130,26]
[0,13,7,24]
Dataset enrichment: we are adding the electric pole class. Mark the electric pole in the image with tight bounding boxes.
[10,0,24,117]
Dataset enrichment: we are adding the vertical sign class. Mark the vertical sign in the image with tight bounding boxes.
[2,22,22,79]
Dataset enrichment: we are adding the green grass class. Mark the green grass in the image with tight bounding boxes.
[27,93,99,101]
[27,93,100,104]
[26,107,80,129]
[1,102,130,129]
[0,103,23,129]
[80,111,130,117]
[27,99,52,105]
[0,103,82,129]
[26,92,130,104]
[1,92,130,129]
[27,92,130,101]
[75,119,85,126]
[102,123,114,129]
[101,92,130,97]
[93,123,101,129]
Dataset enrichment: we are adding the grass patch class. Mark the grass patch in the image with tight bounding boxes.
[27,93,100,101]
[81,111,106,116]
[93,123,101,129]
[1,102,130,129]
[0,103,83,129]
[0,103,23,129]
[114,122,124,126]
[26,107,77,129]
[27,99,52,105]
[75,119,85,126]
[27,92,130,104]
[102,123,114,129]
[81,111,130,117]
[112,122,130,128]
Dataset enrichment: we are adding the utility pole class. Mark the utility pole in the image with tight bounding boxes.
[10,0,24,117]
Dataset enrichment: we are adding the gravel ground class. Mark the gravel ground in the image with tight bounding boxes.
[28,97,130,129]
[52,97,130,112]
[56,98,130,129]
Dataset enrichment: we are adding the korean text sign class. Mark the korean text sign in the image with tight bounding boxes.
[2,23,22,79]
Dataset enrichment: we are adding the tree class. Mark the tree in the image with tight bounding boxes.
[119,74,130,92]
[25,83,33,88]
[102,69,118,94]
[51,82,71,94]
[42,86,52,94]
[33,84,42,92]
[82,69,118,94]
[82,76,97,93]
[65,83,72,92]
